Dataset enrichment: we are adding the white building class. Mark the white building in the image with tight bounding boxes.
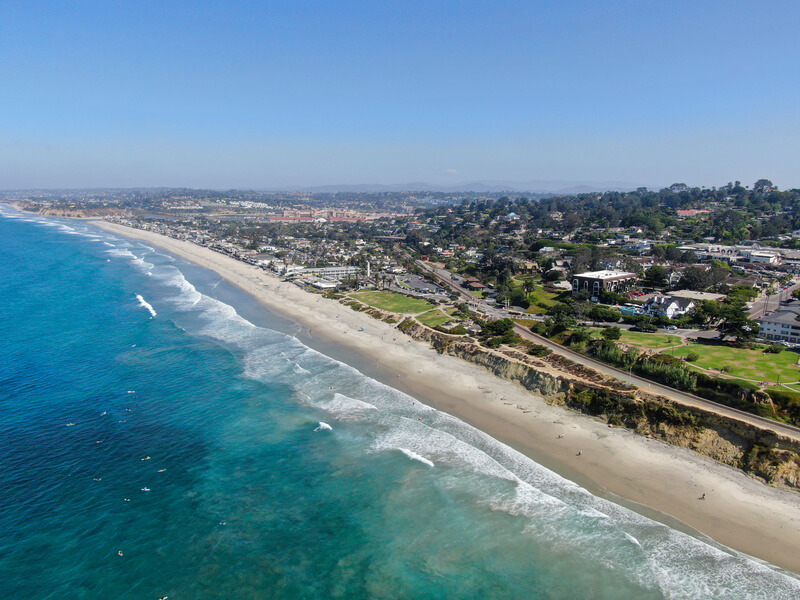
[643,295,696,318]
[277,264,363,278]
[757,305,800,343]
[747,251,779,264]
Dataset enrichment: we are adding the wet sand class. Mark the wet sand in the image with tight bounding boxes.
[93,220,800,575]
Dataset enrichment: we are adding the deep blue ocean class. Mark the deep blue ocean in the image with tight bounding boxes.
[1,207,798,599]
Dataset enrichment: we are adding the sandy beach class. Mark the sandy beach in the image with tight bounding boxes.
[94,220,800,575]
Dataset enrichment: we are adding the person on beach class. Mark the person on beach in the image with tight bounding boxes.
[700,493,706,500]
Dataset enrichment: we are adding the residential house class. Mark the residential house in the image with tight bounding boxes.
[643,295,696,318]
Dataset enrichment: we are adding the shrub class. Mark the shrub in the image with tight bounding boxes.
[767,389,800,404]
[527,344,551,357]
[483,337,503,349]
[608,414,624,427]
[530,322,548,335]
[764,344,783,354]
[588,340,636,368]
[585,305,622,322]
[635,359,697,390]
[481,318,515,337]
[685,352,700,362]
[567,328,592,346]
[442,325,467,335]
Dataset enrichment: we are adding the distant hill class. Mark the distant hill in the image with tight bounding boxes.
[296,180,638,194]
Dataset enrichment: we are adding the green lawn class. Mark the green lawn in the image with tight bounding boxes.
[590,329,682,349]
[667,344,800,383]
[351,291,435,314]
[617,330,682,349]
[514,318,540,328]
[523,284,561,314]
[417,309,454,328]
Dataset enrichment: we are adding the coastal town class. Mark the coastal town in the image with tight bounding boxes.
[8,2,800,596]
[7,181,800,437]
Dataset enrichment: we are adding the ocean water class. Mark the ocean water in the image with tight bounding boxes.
[1,208,798,600]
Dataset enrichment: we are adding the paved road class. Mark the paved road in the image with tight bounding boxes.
[414,259,800,441]
[512,324,800,440]
[749,280,800,318]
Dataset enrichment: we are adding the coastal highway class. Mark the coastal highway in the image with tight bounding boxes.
[512,324,800,440]
[413,259,800,441]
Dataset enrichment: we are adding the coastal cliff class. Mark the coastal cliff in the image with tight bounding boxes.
[399,319,800,490]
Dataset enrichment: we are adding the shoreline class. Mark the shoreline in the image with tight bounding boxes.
[93,220,800,575]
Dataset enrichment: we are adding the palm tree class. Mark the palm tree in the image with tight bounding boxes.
[522,277,535,296]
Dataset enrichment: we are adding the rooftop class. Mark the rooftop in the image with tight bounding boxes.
[574,270,637,279]
[670,290,726,301]
[758,305,800,326]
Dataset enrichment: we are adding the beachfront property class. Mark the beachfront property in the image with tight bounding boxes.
[757,304,800,343]
[305,277,339,290]
[571,270,638,298]
[277,264,363,278]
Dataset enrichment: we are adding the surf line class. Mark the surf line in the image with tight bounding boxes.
[136,294,157,318]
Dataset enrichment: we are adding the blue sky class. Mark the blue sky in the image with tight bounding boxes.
[1,1,799,189]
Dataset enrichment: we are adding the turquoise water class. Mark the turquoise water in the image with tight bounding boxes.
[1,208,798,599]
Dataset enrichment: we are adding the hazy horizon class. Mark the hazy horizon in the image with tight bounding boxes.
[1,177,790,196]
[2,1,799,190]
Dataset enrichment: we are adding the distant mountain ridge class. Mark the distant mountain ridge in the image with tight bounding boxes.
[1,180,641,196]
[295,180,638,194]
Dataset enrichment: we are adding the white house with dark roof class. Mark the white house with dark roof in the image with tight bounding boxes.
[642,295,696,318]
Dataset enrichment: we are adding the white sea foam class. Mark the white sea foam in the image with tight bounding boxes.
[580,506,611,519]
[398,448,434,467]
[93,250,800,599]
[131,254,155,272]
[135,294,157,318]
[293,363,311,375]
[105,248,137,259]
[314,422,332,432]
[624,532,641,547]
[155,269,203,306]
[487,480,567,518]
[321,393,379,422]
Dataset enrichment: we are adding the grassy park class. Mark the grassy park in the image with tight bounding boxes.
[417,309,454,328]
[523,284,562,314]
[351,290,435,314]
[617,330,682,349]
[590,329,682,350]
[667,343,800,384]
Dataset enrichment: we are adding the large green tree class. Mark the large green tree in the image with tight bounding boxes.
[716,301,758,346]
[644,265,667,286]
